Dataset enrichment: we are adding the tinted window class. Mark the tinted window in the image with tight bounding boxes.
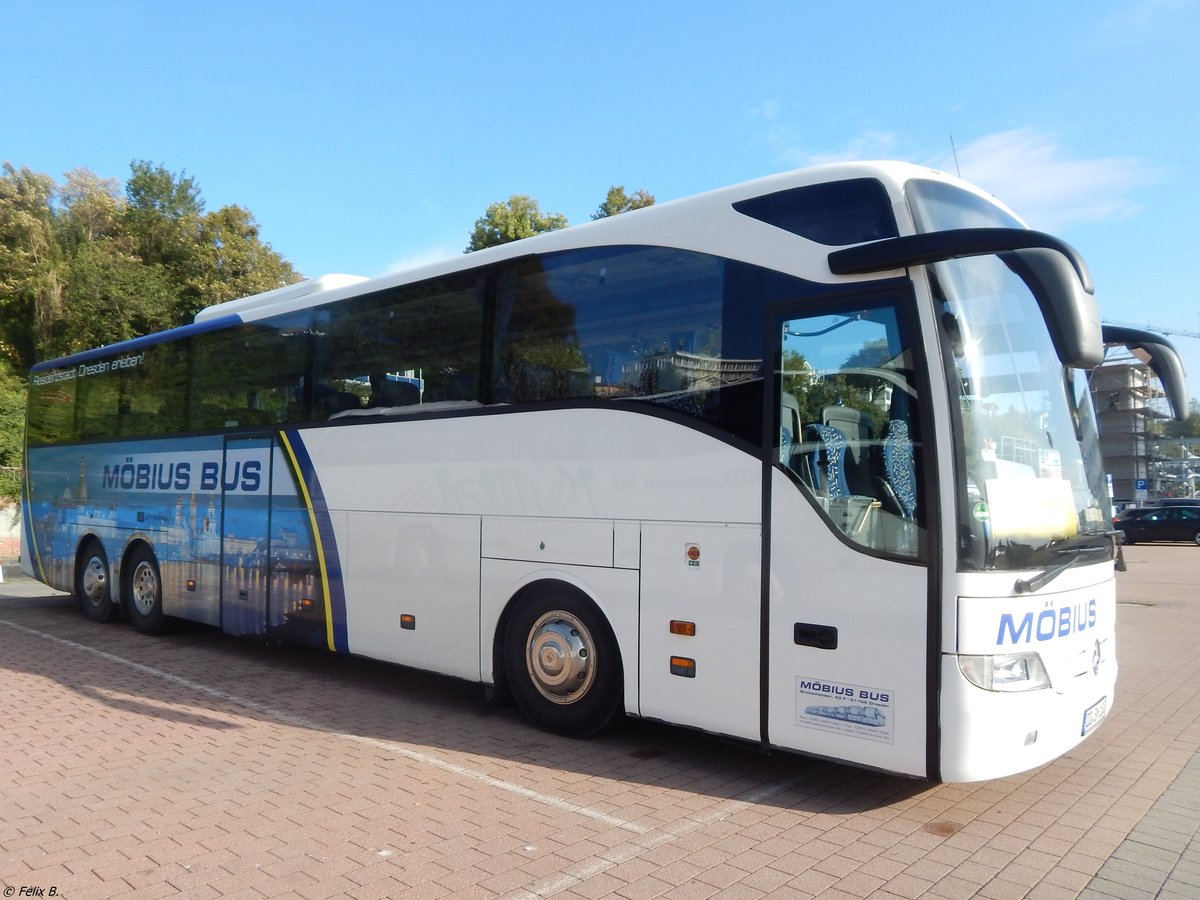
[495,247,768,442]
[117,341,189,437]
[191,316,310,429]
[314,275,484,416]
[907,178,1023,232]
[734,178,898,245]
[27,368,78,446]
[75,360,121,440]
[776,296,924,558]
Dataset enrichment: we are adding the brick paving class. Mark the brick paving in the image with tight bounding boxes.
[0,542,1197,899]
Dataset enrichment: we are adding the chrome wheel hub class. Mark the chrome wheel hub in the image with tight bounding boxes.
[81,556,107,606]
[526,611,596,704]
[130,561,159,615]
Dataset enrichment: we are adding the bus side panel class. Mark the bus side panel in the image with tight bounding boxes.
[638,521,761,740]
[767,471,929,777]
[23,438,228,613]
[339,511,482,680]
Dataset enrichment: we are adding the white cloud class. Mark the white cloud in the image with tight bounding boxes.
[927,128,1161,231]
[804,130,901,167]
[1087,0,1196,49]
[386,245,458,276]
[752,116,1162,233]
[749,99,780,120]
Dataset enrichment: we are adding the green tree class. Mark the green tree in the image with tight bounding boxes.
[1163,399,1200,440]
[188,204,298,310]
[465,194,568,252]
[0,159,301,501]
[591,186,655,219]
[0,357,24,502]
[0,163,65,370]
[57,239,176,356]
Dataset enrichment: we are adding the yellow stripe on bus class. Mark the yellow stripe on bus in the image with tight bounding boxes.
[278,432,337,653]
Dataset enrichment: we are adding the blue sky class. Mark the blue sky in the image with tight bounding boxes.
[5,0,1199,396]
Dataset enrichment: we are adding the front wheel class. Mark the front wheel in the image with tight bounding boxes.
[124,545,167,635]
[76,541,116,623]
[1193,531,1200,547]
[503,587,623,737]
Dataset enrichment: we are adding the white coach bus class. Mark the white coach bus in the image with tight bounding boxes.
[22,162,1187,781]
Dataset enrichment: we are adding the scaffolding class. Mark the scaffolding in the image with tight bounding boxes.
[1091,353,1197,503]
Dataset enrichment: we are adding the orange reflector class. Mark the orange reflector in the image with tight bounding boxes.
[400,614,416,631]
[686,545,700,561]
[300,597,315,610]
[670,620,696,636]
[185,580,196,592]
[670,656,696,678]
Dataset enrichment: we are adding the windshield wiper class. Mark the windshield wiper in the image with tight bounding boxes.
[1014,544,1110,594]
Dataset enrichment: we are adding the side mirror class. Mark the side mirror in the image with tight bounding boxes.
[1000,248,1103,369]
[828,228,1103,369]
[1102,325,1189,421]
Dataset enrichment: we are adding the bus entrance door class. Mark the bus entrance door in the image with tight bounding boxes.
[219,434,274,637]
[766,302,931,777]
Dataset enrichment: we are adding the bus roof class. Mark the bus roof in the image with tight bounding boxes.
[33,161,1015,370]
[189,161,1008,327]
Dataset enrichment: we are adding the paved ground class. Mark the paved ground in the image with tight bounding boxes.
[1,544,1197,899]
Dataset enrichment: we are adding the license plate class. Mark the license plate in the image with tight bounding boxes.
[1081,697,1107,736]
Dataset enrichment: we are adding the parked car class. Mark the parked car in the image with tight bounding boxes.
[1149,497,1200,507]
[1114,505,1200,545]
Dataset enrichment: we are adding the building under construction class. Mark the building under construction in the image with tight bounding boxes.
[1091,348,1196,505]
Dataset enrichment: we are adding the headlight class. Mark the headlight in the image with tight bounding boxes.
[958,653,1051,692]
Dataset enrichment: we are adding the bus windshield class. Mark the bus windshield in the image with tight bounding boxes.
[932,254,1111,570]
[906,178,1111,570]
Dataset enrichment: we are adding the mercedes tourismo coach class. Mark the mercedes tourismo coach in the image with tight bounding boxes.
[22,162,1188,781]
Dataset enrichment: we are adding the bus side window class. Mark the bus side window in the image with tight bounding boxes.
[779,303,922,559]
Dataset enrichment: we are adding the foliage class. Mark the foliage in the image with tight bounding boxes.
[465,195,568,252]
[1163,399,1200,440]
[466,185,656,252]
[0,159,301,503]
[0,357,23,502]
[0,163,63,371]
[591,186,655,220]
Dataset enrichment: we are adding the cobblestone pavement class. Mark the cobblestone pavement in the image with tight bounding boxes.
[1,544,1197,899]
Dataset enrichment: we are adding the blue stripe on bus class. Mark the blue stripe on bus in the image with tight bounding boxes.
[31,314,245,372]
[281,429,350,654]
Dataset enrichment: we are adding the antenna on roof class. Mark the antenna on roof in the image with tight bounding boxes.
[950,135,962,178]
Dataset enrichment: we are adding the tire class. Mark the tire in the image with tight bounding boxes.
[503,586,623,737]
[124,544,167,635]
[1193,531,1200,547]
[75,540,116,623]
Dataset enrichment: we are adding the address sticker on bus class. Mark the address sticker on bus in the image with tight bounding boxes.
[795,677,894,744]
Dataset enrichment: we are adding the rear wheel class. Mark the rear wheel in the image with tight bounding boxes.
[503,587,623,737]
[125,545,167,635]
[75,541,116,623]
[1193,531,1200,547]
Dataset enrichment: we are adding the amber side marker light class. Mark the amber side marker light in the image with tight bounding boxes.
[670,620,696,636]
[400,614,417,631]
[670,656,696,678]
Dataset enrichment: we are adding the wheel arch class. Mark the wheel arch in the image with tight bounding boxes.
[491,576,625,696]
[73,532,107,574]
